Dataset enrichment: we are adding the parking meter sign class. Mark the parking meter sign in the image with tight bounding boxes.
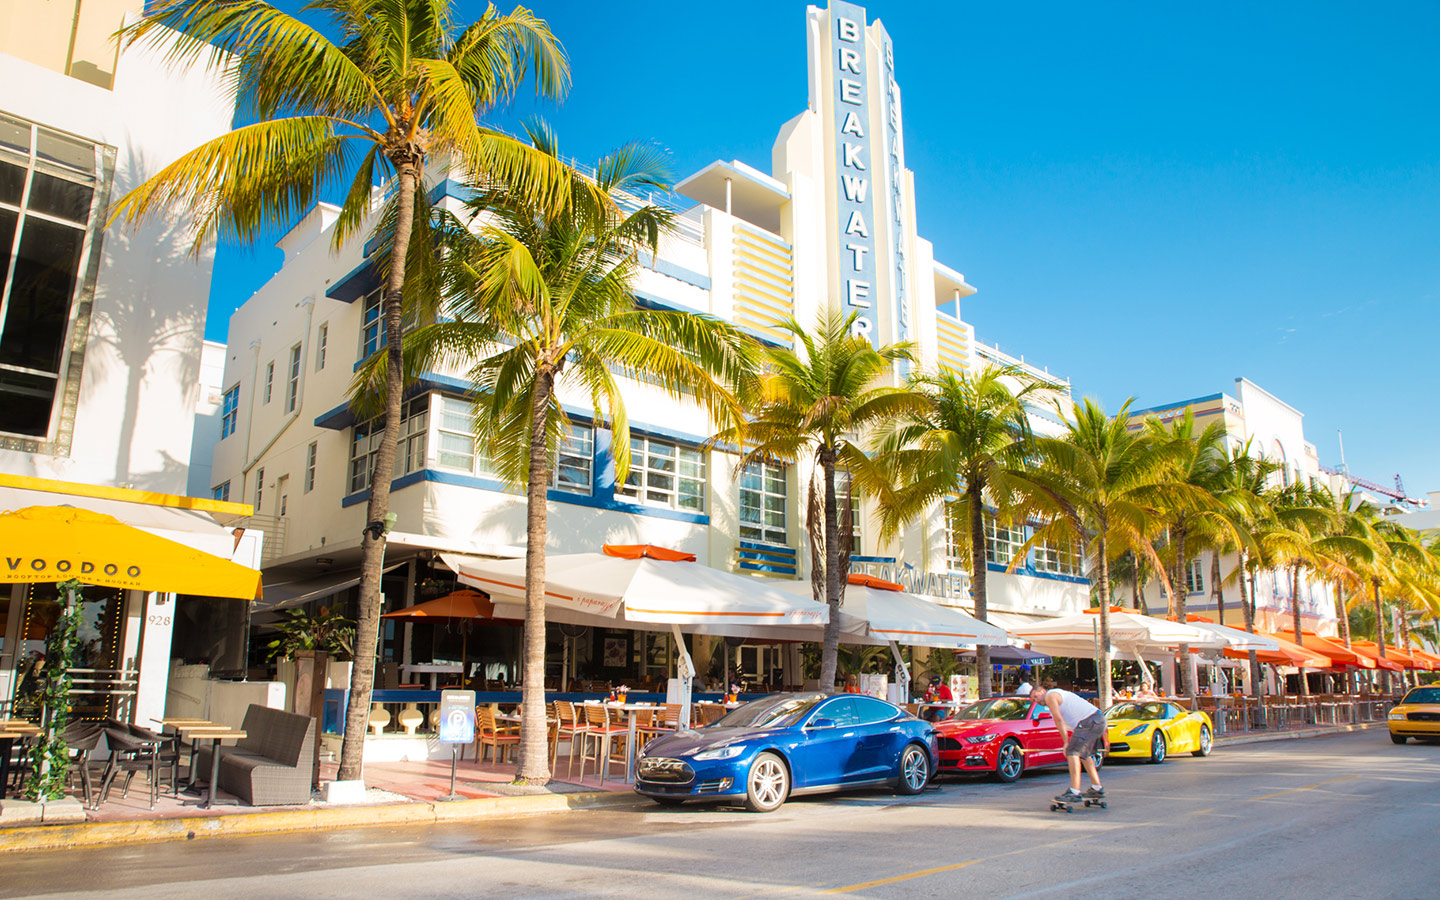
[438,690,476,744]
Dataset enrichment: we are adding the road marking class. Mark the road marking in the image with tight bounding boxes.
[1249,774,1361,801]
[820,859,981,893]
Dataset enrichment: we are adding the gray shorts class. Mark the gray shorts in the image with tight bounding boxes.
[1064,711,1106,757]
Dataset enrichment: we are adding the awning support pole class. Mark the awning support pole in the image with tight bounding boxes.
[889,641,910,704]
[1133,648,1153,688]
[672,624,694,729]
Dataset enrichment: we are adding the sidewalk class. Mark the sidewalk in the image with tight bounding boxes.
[1216,720,1381,747]
[0,750,636,854]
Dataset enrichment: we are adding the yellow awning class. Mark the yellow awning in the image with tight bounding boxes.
[0,506,261,600]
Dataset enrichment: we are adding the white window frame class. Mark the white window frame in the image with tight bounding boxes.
[262,360,274,404]
[943,502,967,573]
[739,460,787,545]
[361,289,385,358]
[219,385,238,439]
[315,322,327,371]
[348,395,427,495]
[836,469,862,553]
[617,435,705,512]
[1186,557,1204,594]
[552,422,593,495]
[285,343,301,412]
[304,441,317,493]
[255,466,264,512]
[212,481,229,502]
[435,394,486,475]
[984,515,1024,566]
[1034,537,1083,577]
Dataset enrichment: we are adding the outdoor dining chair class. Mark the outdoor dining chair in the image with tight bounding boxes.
[635,703,683,751]
[473,706,520,764]
[578,704,628,785]
[552,701,591,777]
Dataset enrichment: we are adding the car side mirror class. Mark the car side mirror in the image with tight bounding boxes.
[808,717,837,730]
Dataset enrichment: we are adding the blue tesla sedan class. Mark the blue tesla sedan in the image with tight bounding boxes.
[634,692,939,812]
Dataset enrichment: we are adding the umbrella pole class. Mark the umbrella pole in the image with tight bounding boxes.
[671,625,694,728]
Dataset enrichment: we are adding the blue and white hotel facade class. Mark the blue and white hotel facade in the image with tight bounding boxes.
[210,1,1089,686]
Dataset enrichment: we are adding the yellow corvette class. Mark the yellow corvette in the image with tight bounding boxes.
[1103,701,1214,763]
[1388,685,1440,743]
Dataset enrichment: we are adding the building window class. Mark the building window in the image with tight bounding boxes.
[348,395,427,494]
[219,385,239,438]
[553,423,593,495]
[361,289,385,358]
[212,481,230,502]
[836,469,862,553]
[984,515,1024,566]
[255,467,264,512]
[304,441,317,493]
[263,361,274,404]
[436,394,489,475]
[943,502,967,572]
[740,461,787,544]
[0,114,105,440]
[285,344,301,412]
[1186,557,1204,594]
[618,436,704,512]
[315,322,327,371]
[1035,537,1084,577]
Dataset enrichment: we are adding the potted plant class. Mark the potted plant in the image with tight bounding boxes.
[613,684,630,704]
[266,607,356,662]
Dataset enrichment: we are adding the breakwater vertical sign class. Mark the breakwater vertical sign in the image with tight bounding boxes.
[878,26,910,375]
[829,1,879,345]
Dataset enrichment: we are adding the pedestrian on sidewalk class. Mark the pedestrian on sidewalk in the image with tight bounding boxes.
[1029,684,1105,805]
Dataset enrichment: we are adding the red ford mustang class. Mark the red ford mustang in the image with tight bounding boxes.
[934,696,1104,782]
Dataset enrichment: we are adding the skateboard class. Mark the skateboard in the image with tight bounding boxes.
[1050,797,1107,813]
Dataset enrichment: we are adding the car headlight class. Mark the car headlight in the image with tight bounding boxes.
[692,744,745,760]
[1388,712,1405,720]
[964,734,999,744]
[1125,724,1150,736]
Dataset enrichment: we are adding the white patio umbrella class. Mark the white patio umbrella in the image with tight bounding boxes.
[773,575,1014,649]
[1180,616,1282,653]
[1009,607,1225,658]
[441,545,830,722]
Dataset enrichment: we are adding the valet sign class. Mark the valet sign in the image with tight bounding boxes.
[830,1,879,344]
[438,689,476,744]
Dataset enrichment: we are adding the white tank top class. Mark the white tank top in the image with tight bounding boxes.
[1049,689,1100,728]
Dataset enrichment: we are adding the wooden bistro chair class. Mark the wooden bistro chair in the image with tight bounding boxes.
[473,707,520,765]
[551,701,589,776]
[635,704,683,751]
[578,704,628,785]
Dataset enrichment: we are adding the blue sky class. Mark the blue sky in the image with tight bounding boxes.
[205,1,1440,498]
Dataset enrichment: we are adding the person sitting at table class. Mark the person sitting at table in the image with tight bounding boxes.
[922,676,953,721]
[844,673,861,694]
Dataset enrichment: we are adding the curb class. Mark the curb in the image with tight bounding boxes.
[1216,721,1381,747]
[0,788,638,855]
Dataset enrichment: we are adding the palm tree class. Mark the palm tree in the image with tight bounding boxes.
[1366,520,1437,692]
[1253,481,1339,698]
[1029,399,1175,709]
[717,311,917,691]
[114,0,569,784]
[869,365,1045,699]
[377,126,756,782]
[1142,412,1242,698]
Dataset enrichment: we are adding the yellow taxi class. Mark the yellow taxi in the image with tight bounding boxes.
[1389,685,1440,743]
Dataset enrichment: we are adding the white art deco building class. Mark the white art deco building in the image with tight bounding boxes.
[210,1,1088,688]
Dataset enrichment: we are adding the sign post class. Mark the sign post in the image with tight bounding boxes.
[436,689,476,801]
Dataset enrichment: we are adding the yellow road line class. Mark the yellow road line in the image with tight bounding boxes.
[820,859,981,894]
[1249,774,1361,801]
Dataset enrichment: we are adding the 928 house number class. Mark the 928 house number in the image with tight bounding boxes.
[147,614,172,627]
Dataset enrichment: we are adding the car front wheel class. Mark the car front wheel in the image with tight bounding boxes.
[744,752,790,813]
[1150,731,1167,764]
[995,739,1024,783]
[1390,733,1407,745]
[896,743,931,795]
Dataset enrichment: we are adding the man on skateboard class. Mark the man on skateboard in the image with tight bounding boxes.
[1029,685,1105,807]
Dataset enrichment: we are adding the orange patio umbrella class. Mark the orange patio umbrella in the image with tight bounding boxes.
[1331,638,1404,673]
[382,589,507,675]
[1408,649,1440,671]
[1351,640,1422,671]
[1293,631,1382,670]
[1243,632,1332,668]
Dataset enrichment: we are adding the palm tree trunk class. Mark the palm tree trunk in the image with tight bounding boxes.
[516,365,557,783]
[1397,612,1413,691]
[968,484,991,699]
[1211,551,1224,625]
[1336,584,1354,695]
[1174,528,1191,698]
[1290,563,1308,699]
[1130,553,1141,612]
[337,157,419,783]
[1238,553,1264,721]
[817,448,843,691]
[1095,521,1114,709]
[1372,578,1389,695]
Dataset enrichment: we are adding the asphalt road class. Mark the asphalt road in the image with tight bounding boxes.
[5,730,1437,900]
